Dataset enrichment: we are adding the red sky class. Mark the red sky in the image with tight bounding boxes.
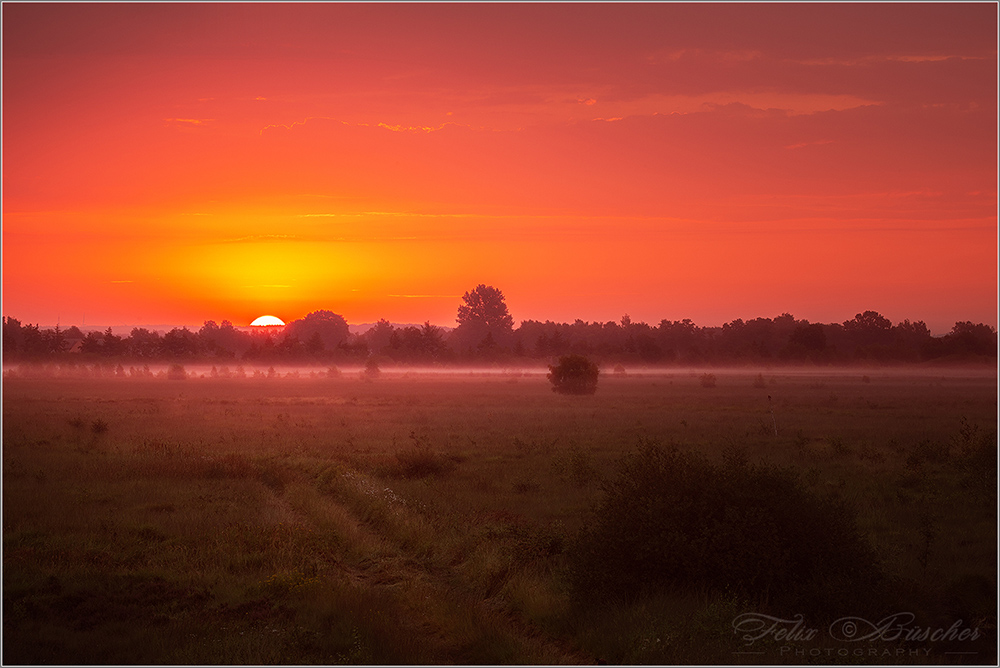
[3,3,997,335]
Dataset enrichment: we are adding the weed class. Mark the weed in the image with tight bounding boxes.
[700,373,716,388]
[91,419,109,435]
[383,432,455,479]
[857,442,885,464]
[794,430,809,452]
[512,478,539,494]
[828,436,852,457]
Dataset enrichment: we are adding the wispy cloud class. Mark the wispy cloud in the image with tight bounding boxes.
[164,118,215,126]
[798,53,992,67]
[259,115,500,136]
[388,294,460,299]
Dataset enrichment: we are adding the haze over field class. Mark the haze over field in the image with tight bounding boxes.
[2,3,997,334]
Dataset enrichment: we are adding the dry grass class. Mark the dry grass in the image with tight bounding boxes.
[3,368,996,664]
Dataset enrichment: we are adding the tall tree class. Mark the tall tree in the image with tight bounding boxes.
[456,284,514,332]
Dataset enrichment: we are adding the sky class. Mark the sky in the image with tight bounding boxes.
[3,2,997,335]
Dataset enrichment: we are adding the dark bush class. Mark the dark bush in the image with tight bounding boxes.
[569,442,889,620]
[392,447,454,479]
[547,354,599,395]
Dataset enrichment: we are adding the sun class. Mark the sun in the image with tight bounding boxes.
[250,315,286,327]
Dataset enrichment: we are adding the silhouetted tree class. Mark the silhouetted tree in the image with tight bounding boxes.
[126,327,162,359]
[783,323,828,361]
[944,321,997,357]
[81,331,105,354]
[102,327,125,356]
[844,311,892,343]
[456,284,514,332]
[2,317,23,356]
[20,324,46,358]
[162,328,199,358]
[363,319,396,356]
[284,310,350,352]
[452,285,514,358]
[891,319,933,361]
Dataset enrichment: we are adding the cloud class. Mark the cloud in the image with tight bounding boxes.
[377,122,446,133]
[798,53,993,66]
[259,114,504,136]
[164,118,214,126]
[388,294,460,299]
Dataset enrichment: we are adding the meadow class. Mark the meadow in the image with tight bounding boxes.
[3,365,996,664]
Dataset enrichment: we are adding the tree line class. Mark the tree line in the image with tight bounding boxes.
[3,285,996,366]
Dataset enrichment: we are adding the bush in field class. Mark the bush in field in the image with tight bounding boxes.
[700,373,716,388]
[569,442,888,619]
[547,355,599,395]
[166,364,187,380]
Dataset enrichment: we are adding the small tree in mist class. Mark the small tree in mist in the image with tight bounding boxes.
[547,354,599,395]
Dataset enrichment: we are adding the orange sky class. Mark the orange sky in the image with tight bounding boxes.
[3,3,997,335]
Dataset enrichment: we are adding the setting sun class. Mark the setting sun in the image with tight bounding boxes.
[249,315,285,327]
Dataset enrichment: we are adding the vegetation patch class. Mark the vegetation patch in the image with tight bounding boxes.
[547,355,599,395]
[569,442,891,620]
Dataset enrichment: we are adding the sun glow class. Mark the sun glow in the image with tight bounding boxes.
[250,315,285,327]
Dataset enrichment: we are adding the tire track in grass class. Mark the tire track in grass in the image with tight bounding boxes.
[288,465,595,664]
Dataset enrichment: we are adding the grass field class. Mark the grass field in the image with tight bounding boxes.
[3,365,996,664]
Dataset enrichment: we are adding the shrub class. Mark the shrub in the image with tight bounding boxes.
[392,447,454,479]
[547,355,599,395]
[166,364,187,380]
[699,373,716,388]
[569,442,888,619]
